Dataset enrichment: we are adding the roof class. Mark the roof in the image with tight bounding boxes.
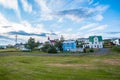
[50,40,56,42]
[89,36,102,42]
[77,38,88,41]
[63,40,75,43]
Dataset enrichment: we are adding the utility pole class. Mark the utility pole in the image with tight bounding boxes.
[15,35,17,44]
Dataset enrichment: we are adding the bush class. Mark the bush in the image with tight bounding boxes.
[89,48,94,52]
[48,46,57,53]
[112,46,120,52]
[83,48,86,53]
[41,43,51,52]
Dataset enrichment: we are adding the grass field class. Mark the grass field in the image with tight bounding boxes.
[0,53,120,80]
[0,48,47,54]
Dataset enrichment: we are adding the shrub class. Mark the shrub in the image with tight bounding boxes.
[112,46,120,52]
[41,43,51,52]
[89,48,94,52]
[83,48,86,53]
[48,46,57,53]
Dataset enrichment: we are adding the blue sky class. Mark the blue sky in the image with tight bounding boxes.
[0,0,120,45]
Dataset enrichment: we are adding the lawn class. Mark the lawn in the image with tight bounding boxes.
[0,48,47,54]
[0,53,120,80]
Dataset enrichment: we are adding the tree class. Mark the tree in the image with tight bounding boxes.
[60,35,64,41]
[76,40,86,48]
[41,43,57,53]
[41,43,51,52]
[76,40,82,48]
[35,41,41,47]
[48,45,57,53]
[54,40,63,51]
[26,37,37,50]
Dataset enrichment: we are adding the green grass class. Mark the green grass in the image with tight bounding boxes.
[0,53,120,80]
[111,46,120,52]
[0,48,47,54]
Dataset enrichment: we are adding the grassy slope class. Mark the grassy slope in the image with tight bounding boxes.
[0,53,120,80]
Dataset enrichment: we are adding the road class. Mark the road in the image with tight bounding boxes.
[95,48,110,54]
[0,48,110,56]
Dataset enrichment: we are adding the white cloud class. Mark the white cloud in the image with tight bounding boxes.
[95,5,109,13]
[87,5,109,21]
[88,0,94,5]
[89,24,108,32]
[21,0,32,13]
[58,18,63,23]
[0,0,21,20]
[79,23,98,30]
[94,14,103,21]
[0,13,47,39]
[10,21,47,34]
[55,4,109,22]
[93,2,99,6]
[35,0,53,21]
[35,0,51,13]
[61,33,77,40]
[88,4,109,14]
[0,13,9,25]
[66,14,84,23]
[66,28,73,32]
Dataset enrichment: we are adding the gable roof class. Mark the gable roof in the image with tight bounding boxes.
[89,36,102,42]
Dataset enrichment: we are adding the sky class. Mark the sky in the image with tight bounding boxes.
[0,0,120,45]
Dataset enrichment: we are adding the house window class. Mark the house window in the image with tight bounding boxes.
[94,45,96,48]
[97,45,99,48]
[99,45,101,48]
[67,43,69,45]
[94,37,98,42]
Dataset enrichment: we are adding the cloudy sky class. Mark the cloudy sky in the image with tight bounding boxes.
[0,0,120,45]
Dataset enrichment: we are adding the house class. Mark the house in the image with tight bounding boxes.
[47,36,58,45]
[62,40,76,51]
[77,38,89,48]
[112,39,120,46]
[88,36,103,48]
[49,40,56,45]
[103,39,115,47]
[15,44,25,49]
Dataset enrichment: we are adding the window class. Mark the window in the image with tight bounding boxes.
[97,45,99,48]
[94,45,96,48]
[99,45,101,48]
[94,37,98,42]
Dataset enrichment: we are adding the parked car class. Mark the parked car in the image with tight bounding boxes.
[20,48,31,52]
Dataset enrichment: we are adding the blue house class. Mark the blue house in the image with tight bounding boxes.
[62,40,76,51]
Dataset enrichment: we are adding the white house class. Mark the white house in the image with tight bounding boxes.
[88,36,103,48]
[113,39,120,46]
[15,44,25,49]
[77,38,89,48]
